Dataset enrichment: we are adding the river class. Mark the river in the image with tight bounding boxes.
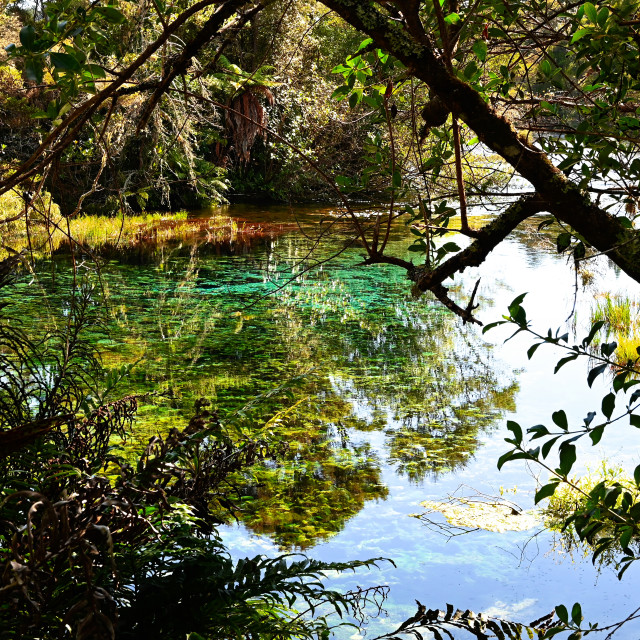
[9,203,640,637]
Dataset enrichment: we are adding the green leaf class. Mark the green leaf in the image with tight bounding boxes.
[508,294,528,327]
[348,91,359,109]
[558,442,577,475]
[24,57,44,84]
[556,232,572,253]
[596,6,609,27]
[619,526,633,551]
[601,393,615,419]
[497,450,532,468]
[630,414,640,428]
[554,353,579,373]
[506,420,523,442]
[83,64,106,79]
[583,2,598,23]
[535,481,559,503]
[20,25,36,50]
[613,371,629,392]
[552,410,568,430]
[482,320,506,334]
[508,293,527,315]
[93,6,126,23]
[582,320,605,347]
[618,560,633,580]
[634,464,640,486]
[527,343,542,359]
[541,436,560,459]
[529,424,550,439]
[555,604,569,625]
[600,341,617,357]
[472,40,487,62]
[603,486,621,507]
[50,52,81,72]
[331,85,350,101]
[592,537,613,564]
[571,27,591,43]
[444,12,461,24]
[497,450,515,470]
[618,217,633,231]
[570,601,582,624]
[587,363,607,387]
[392,171,402,189]
[589,424,605,445]
[362,94,381,109]
[488,27,506,38]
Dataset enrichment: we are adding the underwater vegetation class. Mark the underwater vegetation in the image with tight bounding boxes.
[1,214,518,549]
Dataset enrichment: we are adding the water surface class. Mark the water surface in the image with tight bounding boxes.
[9,204,640,636]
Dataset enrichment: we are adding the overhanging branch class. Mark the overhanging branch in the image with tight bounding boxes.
[318,0,640,286]
[361,194,546,324]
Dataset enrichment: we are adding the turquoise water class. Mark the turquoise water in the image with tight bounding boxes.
[8,204,640,636]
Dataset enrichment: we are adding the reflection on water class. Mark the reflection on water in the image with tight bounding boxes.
[6,206,515,548]
[8,204,640,633]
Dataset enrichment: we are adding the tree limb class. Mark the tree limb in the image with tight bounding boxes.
[317,0,640,284]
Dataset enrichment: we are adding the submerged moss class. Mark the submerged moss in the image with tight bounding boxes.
[3,208,517,549]
[416,498,538,533]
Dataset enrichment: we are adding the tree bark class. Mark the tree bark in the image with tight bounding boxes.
[318,0,640,285]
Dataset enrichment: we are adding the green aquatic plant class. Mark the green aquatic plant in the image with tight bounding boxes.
[0,256,393,639]
[590,293,640,364]
[221,395,388,548]
[591,293,635,334]
[239,442,388,549]
[2,217,518,550]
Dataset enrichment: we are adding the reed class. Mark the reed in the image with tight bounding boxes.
[590,293,640,364]
[0,195,240,259]
[591,293,634,333]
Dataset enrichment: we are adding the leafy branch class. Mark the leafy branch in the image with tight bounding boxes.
[485,294,640,579]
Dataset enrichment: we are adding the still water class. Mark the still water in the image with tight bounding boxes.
[11,204,640,636]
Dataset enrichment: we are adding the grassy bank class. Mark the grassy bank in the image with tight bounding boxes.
[0,188,245,259]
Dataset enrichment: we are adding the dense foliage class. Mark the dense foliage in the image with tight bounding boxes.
[1,0,639,309]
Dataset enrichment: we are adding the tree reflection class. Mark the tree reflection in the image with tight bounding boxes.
[6,215,518,548]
